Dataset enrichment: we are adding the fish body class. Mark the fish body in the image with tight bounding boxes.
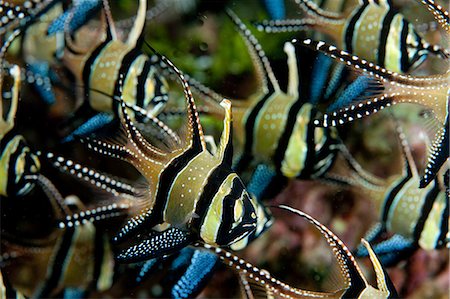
[64,0,168,119]
[0,66,40,197]
[296,1,449,187]
[82,49,270,263]
[255,0,447,73]
[196,205,399,299]
[361,122,449,258]
[2,195,116,298]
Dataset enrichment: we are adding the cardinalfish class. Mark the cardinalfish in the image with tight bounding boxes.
[1,191,125,298]
[160,10,380,193]
[130,185,273,299]
[80,47,271,262]
[0,65,41,197]
[0,63,134,201]
[354,120,449,265]
[1,0,102,105]
[295,0,449,187]
[196,205,399,299]
[62,0,168,141]
[255,0,447,73]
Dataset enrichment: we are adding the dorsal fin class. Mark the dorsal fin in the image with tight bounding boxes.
[361,239,399,298]
[146,43,206,151]
[226,9,280,94]
[283,41,300,99]
[153,53,226,115]
[101,0,117,41]
[217,100,233,165]
[81,74,170,179]
[296,0,343,18]
[126,0,147,47]
[275,205,368,293]
[420,0,450,33]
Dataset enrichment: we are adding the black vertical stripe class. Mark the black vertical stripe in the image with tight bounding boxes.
[192,165,231,233]
[412,181,440,243]
[437,190,449,248]
[136,60,152,108]
[235,92,274,173]
[381,174,412,223]
[112,48,142,115]
[152,148,203,227]
[35,228,76,298]
[377,8,397,67]
[399,19,411,72]
[299,108,320,178]
[82,40,111,104]
[345,2,369,53]
[272,100,305,175]
[216,178,251,245]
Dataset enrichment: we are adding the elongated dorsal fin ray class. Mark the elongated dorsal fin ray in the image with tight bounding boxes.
[118,99,169,160]
[420,0,450,33]
[295,0,343,20]
[101,0,117,41]
[226,9,280,94]
[361,239,399,297]
[153,54,225,110]
[123,102,181,146]
[0,29,21,67]
[116,0,170,30]
[0,65,20,138]
[87,86,181,147]
[283,41,300,99]
[392,117,420,179]
[275,205,368,289]
[0,0,54,34]
[126,0,147,47]
[146,44,206,151]
[217,100,233,165]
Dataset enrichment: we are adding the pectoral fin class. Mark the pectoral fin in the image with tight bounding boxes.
[115,228,192,263]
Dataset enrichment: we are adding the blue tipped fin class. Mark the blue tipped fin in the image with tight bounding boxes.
[327,76,372,112]
[171,249,218,299]
[357,234,415,266]
[136,258,162,283]
[47,0,101,35]
[63,288,87,299]
[63,113,113,143]
[262,0,286,20]
[27,62,56,105]
[247,164,276,200]
[309,53,333,105]
[324,63,345,100]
